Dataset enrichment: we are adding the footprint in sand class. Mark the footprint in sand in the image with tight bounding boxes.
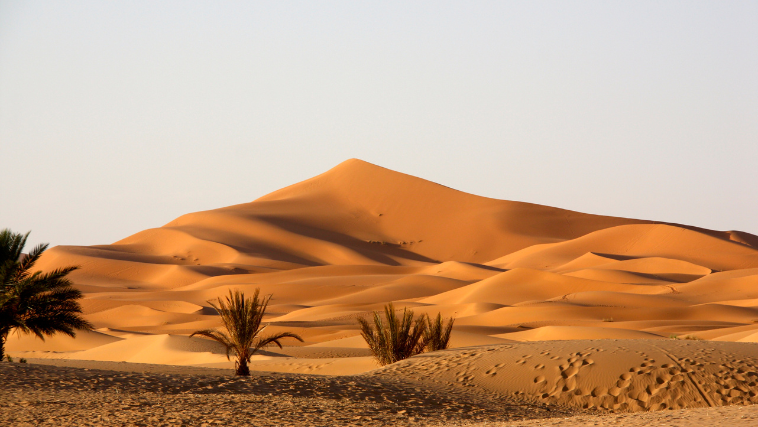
[561,365,579,379]
[591,386,608,397]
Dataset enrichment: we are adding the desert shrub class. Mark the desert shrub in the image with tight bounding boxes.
[422,312,455,352]
[670,334,702,340]
[680,334,702,340]
[192,288,303,376]
[358,303,426,366]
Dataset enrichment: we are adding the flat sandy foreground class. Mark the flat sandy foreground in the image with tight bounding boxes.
[1,359,571,427]
[0,341,758,427]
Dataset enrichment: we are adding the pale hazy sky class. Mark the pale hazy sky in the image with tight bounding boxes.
[1,1,757,249]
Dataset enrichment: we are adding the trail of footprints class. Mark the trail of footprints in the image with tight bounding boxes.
[680,356,758,406]
[472,344,758,412]
[375,342,758,414]
[535,350,757,411]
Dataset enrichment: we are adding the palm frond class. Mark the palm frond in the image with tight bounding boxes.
[190,329,235,359]
[14,243,50,280]
[0,229,29,266]
[0,230,91,362]
[253,331,304,352]
[422,312,455,352]
[358,302,427,366]
[191,288,301,375]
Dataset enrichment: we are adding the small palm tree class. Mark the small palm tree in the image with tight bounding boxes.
[0,229,93,361]
[191,288,303,376]
[422,312,455,352]
[358,302,426,366]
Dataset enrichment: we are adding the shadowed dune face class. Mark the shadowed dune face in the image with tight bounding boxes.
[16,159,758,374]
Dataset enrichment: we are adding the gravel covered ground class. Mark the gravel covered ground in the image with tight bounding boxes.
[4,361,757,426]
[0,362,575,426]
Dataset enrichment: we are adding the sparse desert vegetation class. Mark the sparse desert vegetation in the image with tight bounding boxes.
[358,303,456,366]
[358,303,428,366]
[191,289,303,376]
[0,229,92,362]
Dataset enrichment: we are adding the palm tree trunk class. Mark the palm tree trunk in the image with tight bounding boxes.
[236,358,250,376]
[0,329,8,362]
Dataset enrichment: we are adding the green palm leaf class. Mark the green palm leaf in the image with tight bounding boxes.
[0,229,92,361]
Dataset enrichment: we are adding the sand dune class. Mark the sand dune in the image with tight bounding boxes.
[494,326,664,341]
[372,340,758,412]
[5,329,122,352]
[488,224,758,272]
[564,268,675,285]
[11,159,758,415]
[36,159,651,280]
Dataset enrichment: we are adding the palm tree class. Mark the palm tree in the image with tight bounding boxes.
[191,288,303,376]
[422,312,455,352]
[357,302,426,366]
[0,229,93,361]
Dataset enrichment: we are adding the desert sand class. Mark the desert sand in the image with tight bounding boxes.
[5,159,758,425]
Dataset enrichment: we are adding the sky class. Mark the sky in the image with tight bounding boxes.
[1,1,757,249]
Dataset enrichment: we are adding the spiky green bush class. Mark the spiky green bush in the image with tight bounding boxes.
[358,303,428,366]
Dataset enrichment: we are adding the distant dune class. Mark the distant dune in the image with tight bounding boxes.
[10,159,758,413]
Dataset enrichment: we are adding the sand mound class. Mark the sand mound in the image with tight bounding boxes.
[563,269,673,285]
[64,334,231,366]
[371,340,758,412]
[488,224,758,272]
[5,329,122,352]
[421,268,663,308]
[494,326,663,341]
